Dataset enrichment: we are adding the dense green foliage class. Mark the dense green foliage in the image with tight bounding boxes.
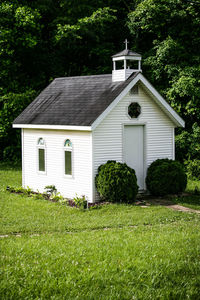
[187,178,200,195]
[127,0,200,167]
[1,165,200,299]
[0,90,37,160]
[95,160,138,202]
[0,0,200,164]
[175,122,200,162]
[0,0,130,160]
[146,159,187,196]
[186,159,200,180]
[128,0,200,127]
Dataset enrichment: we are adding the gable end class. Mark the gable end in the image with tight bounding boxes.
[91,73,184,130]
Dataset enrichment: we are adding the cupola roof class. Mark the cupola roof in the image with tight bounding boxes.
[112,49,141,58]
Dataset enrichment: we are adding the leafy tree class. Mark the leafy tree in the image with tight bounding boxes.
[0,2,42,93]
[0,0,132,161]
[0,90,37,161]
[175,123,200,162]
[1,0,199,165]
[128,0,200,163]
[128,0,200,127]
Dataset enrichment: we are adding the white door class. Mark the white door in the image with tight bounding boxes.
[124,125,144,189]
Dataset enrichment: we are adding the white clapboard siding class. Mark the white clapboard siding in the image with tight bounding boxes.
[112,69,135,82]
[23,129,93,201]
[93,84,174,201]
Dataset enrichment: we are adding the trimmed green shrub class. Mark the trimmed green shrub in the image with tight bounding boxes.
[95,160,138,203]
[185,159,200,180]
[146,159,187,196]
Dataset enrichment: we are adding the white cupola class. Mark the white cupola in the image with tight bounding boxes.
[112,39,142,82]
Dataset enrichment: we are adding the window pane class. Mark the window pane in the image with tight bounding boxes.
[65,151,72,175]
[39,149,45,171]
[64,139,72,148]
[38,138,44,145]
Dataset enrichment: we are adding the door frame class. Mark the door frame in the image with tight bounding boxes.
[122,122,147,190]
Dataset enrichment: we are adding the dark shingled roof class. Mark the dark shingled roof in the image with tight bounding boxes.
[13,72,139,126]
[112,49,141,58]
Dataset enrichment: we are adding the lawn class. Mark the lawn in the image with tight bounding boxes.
[1,164,200,299]
[170,179,200,210]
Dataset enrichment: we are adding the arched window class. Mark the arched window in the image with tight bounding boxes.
[64,139,72,175]
[38,138,45,146]
[37,138,46,172]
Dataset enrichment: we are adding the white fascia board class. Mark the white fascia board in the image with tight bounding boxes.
[113,56,141,61]
[91,73,185,130]
[12,124,92,131]
[91,74,141,130]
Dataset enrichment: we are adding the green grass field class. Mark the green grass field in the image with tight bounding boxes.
[1,164,200,299]
[171,179,200,210]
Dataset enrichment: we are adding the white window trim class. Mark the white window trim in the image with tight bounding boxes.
[63,139,73,178]
[126,101,142,121]
[37,138,47,175]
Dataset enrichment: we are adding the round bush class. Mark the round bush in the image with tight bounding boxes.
[146,159,187,196]
[95,160,138,203]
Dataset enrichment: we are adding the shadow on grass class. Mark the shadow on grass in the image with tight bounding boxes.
[171,195,200,207]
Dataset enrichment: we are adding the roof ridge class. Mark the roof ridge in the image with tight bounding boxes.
[55,74,111,80]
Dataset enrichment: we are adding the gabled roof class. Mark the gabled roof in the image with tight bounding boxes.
[13,72,185,130]
[112,49,141,58]
[91,73,185,129]
[13,73,138,127]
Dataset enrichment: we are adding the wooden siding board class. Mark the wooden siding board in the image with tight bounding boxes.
[93,84,174,201]
[23,129,93,201]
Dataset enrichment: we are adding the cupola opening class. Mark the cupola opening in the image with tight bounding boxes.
[112,39,142,82]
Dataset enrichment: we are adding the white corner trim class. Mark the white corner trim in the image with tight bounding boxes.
[91,73,185,130]
[12,124,92,131]
[172,127,175,160]
[21,129,25,187]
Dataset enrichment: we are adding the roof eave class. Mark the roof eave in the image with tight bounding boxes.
[12,124,92,131]
[112,50,141,58]
[113,55,142,61]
